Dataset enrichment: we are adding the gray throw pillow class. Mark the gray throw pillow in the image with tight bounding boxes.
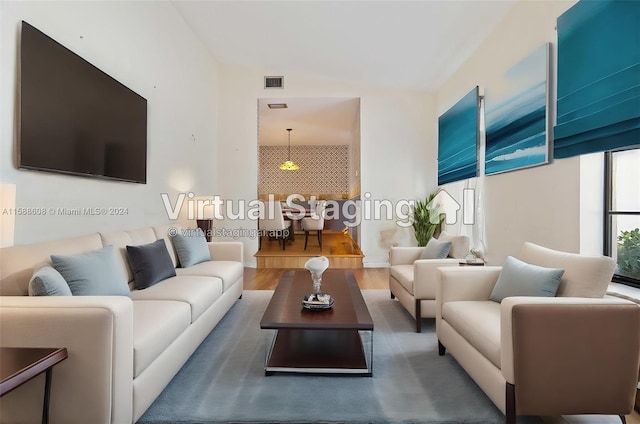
[489,256,565,303]
[126,239,176,289]
[420,238,452,259]
[28,266,72,296]
[51,245,130,296]
[172,229,211,268]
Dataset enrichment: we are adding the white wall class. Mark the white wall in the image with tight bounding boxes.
[0,1,219,244]
[436,0,583,265]
[349,106,361,199]
[215,64,435,266]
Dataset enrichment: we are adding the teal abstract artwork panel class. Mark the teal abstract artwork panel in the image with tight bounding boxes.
[438,87,479,185]
[485,43,549,175]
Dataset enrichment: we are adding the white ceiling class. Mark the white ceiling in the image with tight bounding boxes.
[172,0,518,92]
[172,0,518,147]
[258,98,360,146]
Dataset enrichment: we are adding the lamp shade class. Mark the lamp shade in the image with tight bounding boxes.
[279,160,300,171]
[0,183,16,247]
[193,196,216,220]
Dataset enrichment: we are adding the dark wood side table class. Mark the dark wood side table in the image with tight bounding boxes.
[0,347,68,424]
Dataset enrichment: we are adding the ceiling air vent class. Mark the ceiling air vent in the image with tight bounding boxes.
[264,76,284,89]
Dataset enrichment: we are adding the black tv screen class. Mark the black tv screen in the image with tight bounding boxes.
[19,21,147,183]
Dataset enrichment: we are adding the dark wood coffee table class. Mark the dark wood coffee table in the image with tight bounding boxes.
[260,270,374,376]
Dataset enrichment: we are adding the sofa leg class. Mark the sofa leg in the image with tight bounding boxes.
[506,383,516,424]
[390,291,395,300]
[438,340,446,356]
[619,415,627,424]
[415,299,421,333]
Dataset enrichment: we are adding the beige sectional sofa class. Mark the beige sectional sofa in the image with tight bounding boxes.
[0,223,244,424]
[436,242,640,423]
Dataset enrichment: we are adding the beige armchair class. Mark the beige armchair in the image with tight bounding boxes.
[436,242,640,424]
[389,232,470,332]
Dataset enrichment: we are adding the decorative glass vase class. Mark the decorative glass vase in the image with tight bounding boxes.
[470,240,486,259]
[311,272,322,293]
[304,256,329,293]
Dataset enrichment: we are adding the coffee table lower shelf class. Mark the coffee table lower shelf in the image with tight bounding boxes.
[264,329,372,376]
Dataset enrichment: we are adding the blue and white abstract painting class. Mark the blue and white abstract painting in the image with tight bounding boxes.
[438,87,479,185]
[485,43,550,175]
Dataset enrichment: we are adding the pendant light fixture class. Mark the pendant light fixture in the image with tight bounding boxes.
[279,128,299,170]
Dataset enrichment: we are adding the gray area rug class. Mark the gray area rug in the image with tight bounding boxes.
[138,290,540,424]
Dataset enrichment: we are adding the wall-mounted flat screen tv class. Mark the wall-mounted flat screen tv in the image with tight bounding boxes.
[19,21,147,184]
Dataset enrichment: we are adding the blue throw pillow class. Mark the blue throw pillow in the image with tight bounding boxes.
[28,266,72,296]
[172,229,211,268]
[489,256,565,303]
[420,238,452,259]
[51,245,130,296]
[126,239,176,289]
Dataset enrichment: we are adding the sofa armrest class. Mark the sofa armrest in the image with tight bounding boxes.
[436,266,501,323]
[0,296,134,424]
[389,247,425,266]
[413,259,460,299]
[437,266,502,303]
[208,241,243,263]
[500,297,640,415]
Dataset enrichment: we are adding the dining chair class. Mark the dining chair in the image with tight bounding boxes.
[302,200,326,250]
[258,200,292,250]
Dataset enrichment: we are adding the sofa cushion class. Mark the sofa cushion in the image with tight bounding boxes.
[28,266,72,296]
[126,239,176,289]
[517,242,616,298]
[421,238,452,259]
[132,300,190,378]
[390,265,414,295]
[51,245,130,296]
[100,228,157,284]
[130,275,223,322]
[175,261,243,292]
[172,229,211,267]
[442,300,502,369]
[438,232,470,259]
[489,256,564,303]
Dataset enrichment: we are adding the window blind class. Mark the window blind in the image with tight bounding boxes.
[554,0,640,159]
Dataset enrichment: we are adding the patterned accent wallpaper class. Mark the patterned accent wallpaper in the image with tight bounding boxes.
[259,145,350,198]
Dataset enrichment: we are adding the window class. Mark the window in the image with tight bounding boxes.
[604,148,640,287]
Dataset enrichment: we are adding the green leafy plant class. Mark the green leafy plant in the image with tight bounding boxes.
[412,190,445,247]
[617,228,640,279]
